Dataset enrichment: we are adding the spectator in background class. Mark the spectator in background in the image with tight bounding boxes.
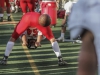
[20,0,35,15]
[0,0,12,22]
[57,0,74,42]
[10,0,20,13]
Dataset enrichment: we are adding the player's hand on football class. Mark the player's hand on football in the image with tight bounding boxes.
[35,42,41,47]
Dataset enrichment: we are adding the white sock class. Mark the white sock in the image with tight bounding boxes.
[15,6,18,12]
[61,33,64,38]
[11,6,15,11]
[51,41,61,57]
[15,5,18,9]
[7,14,11,16]
[4,41,14,56]
[0,14,4,17]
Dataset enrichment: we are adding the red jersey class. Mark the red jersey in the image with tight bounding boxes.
[15,0,20,6]
[12,12,54,40]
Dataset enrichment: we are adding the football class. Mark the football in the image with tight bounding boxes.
[39,14,51,27]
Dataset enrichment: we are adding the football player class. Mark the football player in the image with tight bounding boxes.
[57,0,75,42]
[19,0,36,46]
[19,0,36,45]
[20,0,35,15]
[14,0,20,13]
[0,0,12,22]
[0,12,67,66]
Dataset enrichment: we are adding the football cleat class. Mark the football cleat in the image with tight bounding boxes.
[0,55,8,65]
[0,59,7,65]
[7,16,12,21]
[58,56,67,66]
[0,17,3,22]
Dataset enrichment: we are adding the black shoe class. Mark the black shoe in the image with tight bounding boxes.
[0,17,3,22]
[58,56,67,66]
[58,60,67,66]
[7,16,12,21]
[0,55,8,65]
[0,59,7,65]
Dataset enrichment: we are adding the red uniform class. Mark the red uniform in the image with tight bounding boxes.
[20,0,35,13]
[0,0,10,7]
[15,0,20,6]
[12,12,54,40]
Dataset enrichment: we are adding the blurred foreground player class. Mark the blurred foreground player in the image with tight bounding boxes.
[0,0,12,22]
[0,12,67,66]
[68,0,100,75]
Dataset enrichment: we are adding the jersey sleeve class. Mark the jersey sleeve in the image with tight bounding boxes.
[12,14,31,40]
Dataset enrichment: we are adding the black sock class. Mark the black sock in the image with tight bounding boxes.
[58,56,63,62]
[3,55,8,60]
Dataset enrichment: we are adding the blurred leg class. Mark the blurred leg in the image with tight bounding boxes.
[27,0,35,12]
[14,0,19,13]
[0,7,4,22]
[20,0,27,14]
[57,25,66,42]
[0,0,4,22]
[5,0,12,21]
[5,0,11,13]
[77,30,97,75]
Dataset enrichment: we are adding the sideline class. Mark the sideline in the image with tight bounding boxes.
[0,21,18,25]
[11,14,40,75]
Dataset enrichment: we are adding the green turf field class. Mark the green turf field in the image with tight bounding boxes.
[0,12,81,75]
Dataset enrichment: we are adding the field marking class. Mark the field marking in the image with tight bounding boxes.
[11,15,40,75]
[0,21,18,25]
